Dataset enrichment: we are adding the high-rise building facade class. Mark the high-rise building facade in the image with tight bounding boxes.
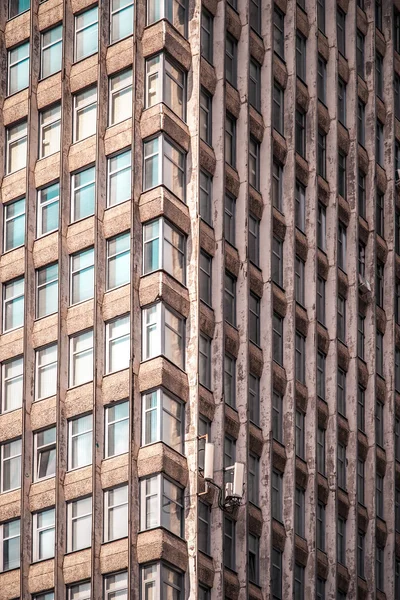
[0,0,400,599]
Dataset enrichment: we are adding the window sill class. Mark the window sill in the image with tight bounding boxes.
[39,70,62,83]
[35,228,59,242]
[143,18,188,41]
[102,535,128,546]
[6,87,29,100]
[73,51,98,66]
[140,354,186,374]
[2,244,25,255]
[35,311,58,323]
[68,379,94,392]
[108,34,134,48]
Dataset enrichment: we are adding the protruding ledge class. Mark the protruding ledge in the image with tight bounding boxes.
[142,21,191,70]
[139,187,190,235]
[138,442,188,487]
[138,357,189,402]
[140,104,190,153]
[139,271,190,318]
[137,529,188,571]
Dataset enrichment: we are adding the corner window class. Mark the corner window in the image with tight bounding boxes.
[41,25,62,78]
[110,0,134,43]
[107,150,132,207]
[69,329,94,388]
[4,197,25,252]
[37,182,59,237]
[105,401,129,458]
[105,315,130,374]
[104,485,128,542]
[8,42,29,95]
[34,427,56,481]
[143,134,186,201]
[70,248,95,305]
[145,54,186,121]
[33,508,55,562]
[201,8,213,64]
[0,519,20,572]
[67,496,92,552]
[6,121,27,175]
[106,232,130,290]
[74,6,98,62]
[109,69,133,125]
[142,303,185,369]
[73,87,97,142]
[71,166,96,222]
[39,104,61,158]
[0,439,21,492]
[35,344,57,401]
[142,389,183,452]
[143,218,186,284]
[2,356,23,413]
[140,474,184,537]
[140,563,183,600]
[147,0,187,37]
[3,277,24,333]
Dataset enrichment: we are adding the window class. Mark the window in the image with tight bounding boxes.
[74,6,98,61]
[295,487,305,537]
[397,561,400,600]
[198,416,210,470]
[224,272,236,326]
[248,534,260,584]
[141,563,183,600]
[317,0,325,32]
[397,487,400,530]
[69,329,94,387]
[357,531,365,578]
[224,517,235,570]
[358,387,365,432]
[272,237,283,286]
[396,212,400,255]
[273,82,284,135]
[143,217,186,284]
[198,501,210,554]
[248,454,259,505]
[39,104,61,158]
[272,391,283,443]
[107,150,131,207]
[106,232,130,290]
[41,25,62,78]
[6,121,27,174]
[110,0,133,43]
[73,86,97,142]
[145,54,185,121]
[68,583,91,600]
[143,134,186,201]
[200,89,212,145]
[70,248,94,305]
[317,203,326,251]
[8,42,29,95]
[376,52,383,98]
[338,78,346,125]
[71,166,96,222]
[109,68,133,125]
[376,261,384,308]
[33,507,55,562]
[224,436,236,488]
[317,352,326,400]
[199,251,212,306]
[317,56,327,104]
[358,100,365,146]
[225,35,237,87]
[376,547,384,591]
[3,277,24,332]
[104,485,128,542]
[273,313,283,365]
[35,593,55,600]
[337,517,346,564]
[356,31,365,79]
[396,348,400,392]
[337,295,346,343]
[250,0,261,33]
[67,496,92,552]
[376,330,384,376]
[249,293,260,345]
[316,578,325,600]
[396,8,400,54]
[295,410,305,459]
[105,401,129,458]
[337,443,346,490]
[395,74,400,121]
[295,181,306,232]
[295,256,305,305]
[272,161,283,211]
[316,502,325,551]
[295,332,305,384]
[357,459,365,504]
[200,170,212,225]
[336,369,346,417]
[249,137,260,190]
[142,303,185,369]
[68,414,93,471]
[295,109,306,157]
[140,474,183,536]
[317,131,326,179]
[358,171,366,218]
[294,563,304,600]
[376,474,384,518]
[0,439,21,492]
[147,0,187,37]
[2,356,23,413]
[358,243,366,277]
[249,59,261,111]
[296,31,306,81]
[376,120,384,166]
[337,9,346,55]
[338,222,346,271]
[358,314,365,360]
[224,354,236,408]
[376,192,384,237]
[271,548,282,599]
[338,152,346,198]
[104,572,128,600]
[248,214,260,266]
[201,9,213,64]
[0,519,20,572]
[376,400,384,447]
[33,427,56,483]
[4,197,25,252]
[37,182,59,237]
[9,0,30,18]
[317,276,326,325]
[36,263,58,319]
[273,7,284,58]
[272,470,282,522]
[225,113,236,168]
[317,427,326,476]
[249,374,260,426]
[375,0,382,30]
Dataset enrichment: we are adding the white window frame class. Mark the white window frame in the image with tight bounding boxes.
[0,519,20,572]
[106,149,132,207]
[141,388,184,452]
[106,232,130,291]
[71,167,96,223]
[105,401,129,459]
[39,104,61,159]
[145,53,186,121]
[0,439,21,493]
[104,571,128,600]
[68,581,91,600]
[6,121,27,175]
[35,344,57,401]
[69,329,94,388]
[143,134,186,202]
[140,563,184,600]
[103,484,128,542]
[34,427,56,482]
[105,315,130,374]
[110,0,134,43]
[36,262,58,319]
[142,217,186,284]
[67,496,92,553]
[70,248,95,306]
[40,25,63,79]
[74,5,98,62]
[73,86,97,143]
[8,42,29,95]
[3,277,25,333]
[142,302,185,369]
[146,0,187,37]
[109,68,133,126]
[140,473,184,537]
[68,414,93,471]
[32,507,55,562]
[1,356,23,413]
[3,197,25,253]
[37,182,60,237]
